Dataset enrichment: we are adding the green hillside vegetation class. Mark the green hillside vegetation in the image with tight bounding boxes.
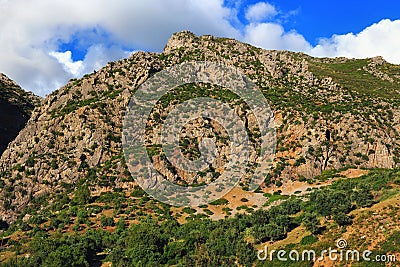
[308,57,400,102]
[0,169,398,266]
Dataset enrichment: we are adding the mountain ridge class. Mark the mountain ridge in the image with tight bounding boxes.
[0,31,399,224]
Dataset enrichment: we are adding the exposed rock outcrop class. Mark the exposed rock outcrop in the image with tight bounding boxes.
[0,31,399,223]
[0,73,41,156]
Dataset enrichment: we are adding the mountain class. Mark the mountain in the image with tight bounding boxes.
[0,74,41,156]
[0,32,399,266]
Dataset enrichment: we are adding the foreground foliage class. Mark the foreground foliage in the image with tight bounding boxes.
[1,169,399,266]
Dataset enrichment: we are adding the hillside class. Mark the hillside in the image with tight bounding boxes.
[0,74,41,156]
[0,31,399,266]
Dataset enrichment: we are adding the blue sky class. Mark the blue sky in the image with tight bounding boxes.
[249,1,400,45]
[0,0,399,96]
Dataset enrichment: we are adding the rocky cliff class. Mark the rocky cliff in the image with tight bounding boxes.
[0,31,399,223]
[0,74,41,156]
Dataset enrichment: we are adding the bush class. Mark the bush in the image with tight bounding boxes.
[26,157,35,167]
[294,157,306,167]
[302,212,320,234]
[209,198,229,205]
[100,215,115,227]
[130,185,145,198]
[300,235,318,245]
[332,211,352,226]
[73,185,91,205]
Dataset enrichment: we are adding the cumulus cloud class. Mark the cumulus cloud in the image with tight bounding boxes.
[0,0,239,96]
[243,23,312,52]
[242,18,400,64]
[49,45,132,79]
[245,2,277,22]
[0,0,399,96]
[49,51,83,76]
[310,19,400,64]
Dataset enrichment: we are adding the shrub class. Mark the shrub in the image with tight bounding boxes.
[100,215,115,227]
[300,235,318,245]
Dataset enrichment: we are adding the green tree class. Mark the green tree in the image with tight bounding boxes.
[332,210,352,226]
[100,215,115,227]
[73,185,91,205]
[302,212,320,234]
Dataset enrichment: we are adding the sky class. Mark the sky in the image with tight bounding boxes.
[0,0,400,96]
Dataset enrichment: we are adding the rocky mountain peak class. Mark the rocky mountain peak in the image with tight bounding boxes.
[163,30,198,53]
[370,55,386,65]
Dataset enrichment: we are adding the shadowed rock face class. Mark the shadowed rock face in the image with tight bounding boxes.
[0,98,31,154]
[0,74,40,156]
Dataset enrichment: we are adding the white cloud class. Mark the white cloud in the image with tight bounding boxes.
[0,0,239,96]
[245,2,277,22]
[310,19,400,64]
[80,44,133,75]
[243,23,312,52]
[243,18,400,65]
[49,51,83,76]
[50,45,132,79]
[0,1,399,97]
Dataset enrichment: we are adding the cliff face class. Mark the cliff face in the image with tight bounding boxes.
[0,31,399,222]
[0,74,41,156]
[0,52,163,222]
